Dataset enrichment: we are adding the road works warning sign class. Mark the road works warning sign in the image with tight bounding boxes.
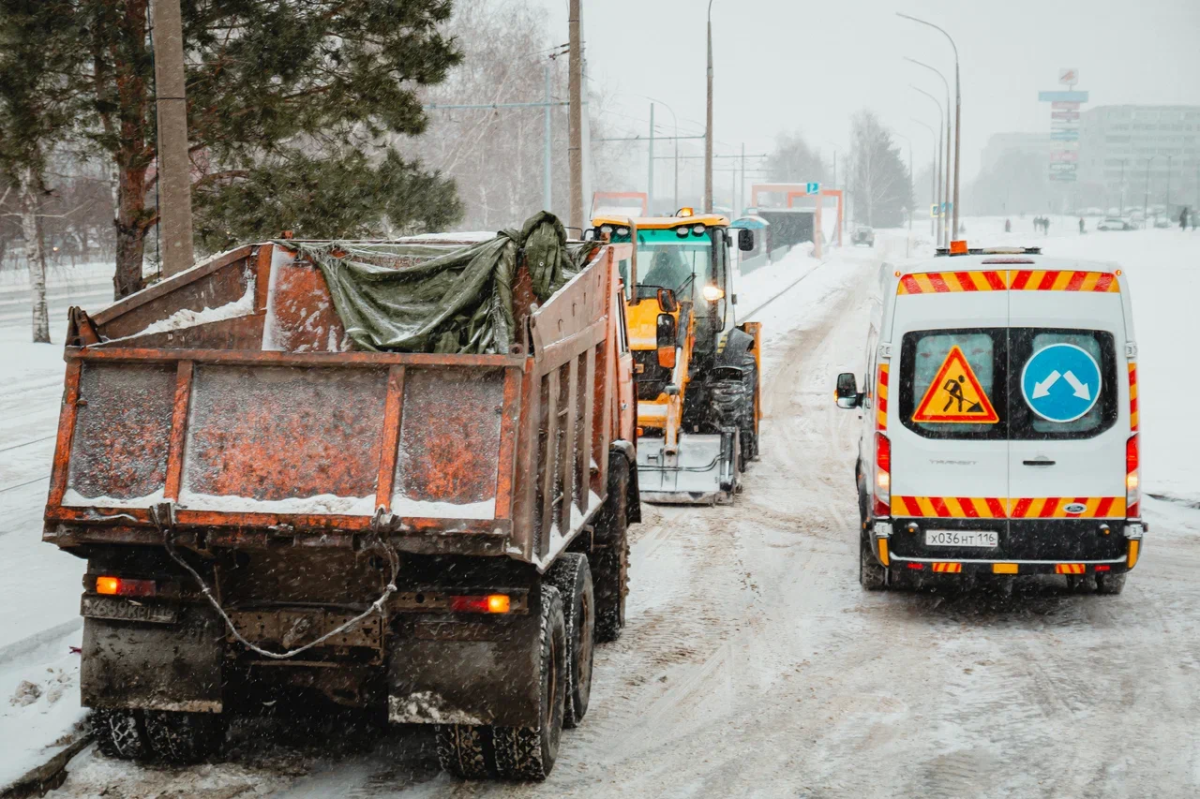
[913,346,999,424]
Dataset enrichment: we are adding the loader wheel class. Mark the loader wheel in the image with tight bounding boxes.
[546,553,595,728]
[1095,573,1127,595]
[593,455,630,643]
[143,710,226,764]
[435,724,494,779]
[710,351,758,469]
[859,534,888,591]
[93,708,149,761]
[492,584,567,781]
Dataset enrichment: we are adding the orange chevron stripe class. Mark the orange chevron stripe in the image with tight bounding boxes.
[876,364,889,431]
[1128,362,1138,431]
[891,497,1126,519]
[897,269,1121,295]
[932,562,962,573]
[1055,564,1086,575]
[1007,497,1126,518]
[895,271,1008,294]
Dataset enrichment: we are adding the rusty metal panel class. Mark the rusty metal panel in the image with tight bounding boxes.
[491,367,523,521]
[392,368,505,518]
[104,315,266,351]
[63,362,176,506]
[179,365,388,512]
[529,248,609,358]
[263,250,347,353]
[375,366,406,511]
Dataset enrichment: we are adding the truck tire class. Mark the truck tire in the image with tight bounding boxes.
[710,351,758,470]
[143,710,226,764]
[493,584,567,781]
[546,553,594,728]
[593,455,630,643]
[93,709,149,761]
[435,724,493,779]
[859,534,887,591]
[1095,573,1127,595]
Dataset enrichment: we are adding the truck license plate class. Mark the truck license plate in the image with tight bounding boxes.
[925,530,999,548]
[82,596,178,624]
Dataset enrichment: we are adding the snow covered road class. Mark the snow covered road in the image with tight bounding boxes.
[6,230,1200,797]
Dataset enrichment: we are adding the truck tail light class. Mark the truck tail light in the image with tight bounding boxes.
[1126,434,1140,518]
[873,432,891,517]
[94,576,156,597]
[450,594,511,614]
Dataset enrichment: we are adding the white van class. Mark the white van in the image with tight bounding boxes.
[836,246,1142,594]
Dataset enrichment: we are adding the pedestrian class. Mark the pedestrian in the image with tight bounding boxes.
[1044,217,1051,235]
[1079,217,1085,234]
[1181,207,1190,231]
[1004,218,1012,233]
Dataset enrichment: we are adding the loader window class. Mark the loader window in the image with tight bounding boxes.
[633,227,716,306]
[899,329,1008,440]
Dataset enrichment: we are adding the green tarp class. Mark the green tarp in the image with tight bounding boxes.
[285,212,598,354]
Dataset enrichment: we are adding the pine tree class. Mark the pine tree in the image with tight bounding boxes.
[0,0,464,299]
[766,130,826,186]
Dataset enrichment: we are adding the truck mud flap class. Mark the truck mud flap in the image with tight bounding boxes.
[388,599,543,728]
[82,605,224,713]
[636,431,738,505]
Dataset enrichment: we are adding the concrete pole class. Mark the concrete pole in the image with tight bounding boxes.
[543,62,552,212]
[151,0,194,276]
[568,0,583,234]
[912,85,944,247]
[648,103,655,215]
[944,105,952,246]
[953,60,961,238]
[1143,155,1156,224]
[740,142,745,215]
[704,0,715,212]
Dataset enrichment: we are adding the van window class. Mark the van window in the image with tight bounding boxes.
[1009,329,1117,439]
[899,329,1007,440]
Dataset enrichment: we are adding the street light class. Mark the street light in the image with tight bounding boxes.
[911,84,946,247]
[705,0,715,212]
[1144,154,1159,225]
[898,13,960,238]
[645,96,681,211]
[911,117,938,238]
[904,57,952,250]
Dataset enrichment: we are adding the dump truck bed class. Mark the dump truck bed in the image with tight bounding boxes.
[45,238,632,568]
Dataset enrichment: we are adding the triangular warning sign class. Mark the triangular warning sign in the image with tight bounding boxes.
[912,345,999,424]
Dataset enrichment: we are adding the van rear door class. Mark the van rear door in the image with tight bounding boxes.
[887,272,1009,556]
[1006,268,1129,542]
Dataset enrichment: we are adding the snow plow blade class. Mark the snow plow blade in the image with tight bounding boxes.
[636,430,739,505]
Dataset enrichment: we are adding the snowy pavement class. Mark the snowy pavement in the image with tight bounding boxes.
[3,227,1200,796]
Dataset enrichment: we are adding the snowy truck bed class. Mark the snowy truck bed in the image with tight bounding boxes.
[44,237,630,567]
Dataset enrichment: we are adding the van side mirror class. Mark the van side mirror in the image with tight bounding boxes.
[738,228,755,252]
[835,372,861,409]
[656,314,677,368]
[656,288,679,313]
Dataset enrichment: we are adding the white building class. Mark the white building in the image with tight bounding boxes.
[1078,105,1200,212]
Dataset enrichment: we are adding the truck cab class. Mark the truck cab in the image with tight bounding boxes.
[837,245,1142,594]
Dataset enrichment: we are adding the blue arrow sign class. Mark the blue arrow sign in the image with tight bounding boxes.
[1021,344,1102,422]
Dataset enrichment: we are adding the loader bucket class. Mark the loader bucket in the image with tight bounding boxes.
[636,430,739,505]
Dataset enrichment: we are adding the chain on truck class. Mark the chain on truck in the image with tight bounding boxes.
[43,218,640,781]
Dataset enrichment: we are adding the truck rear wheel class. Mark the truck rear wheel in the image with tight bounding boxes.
[593,455,630,643]
[143,710,226,764]
[492,584,567,781]
[93,709,149,761]
[435,724,493,779]
[546,553,594,728]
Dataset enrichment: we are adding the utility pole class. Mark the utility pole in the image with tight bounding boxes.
[151,0,194,277]
[1119,159,1126,216]
[1166,154,1173,211]
[740,143,746,215]
[705,0,715,212]
[912,85,944,247]
[648,103,655,215]
[1143,155,1157,224]
[568,0,583,234]
[543,62,553,211]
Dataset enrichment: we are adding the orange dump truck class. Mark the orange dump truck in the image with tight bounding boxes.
[43,232,640,780]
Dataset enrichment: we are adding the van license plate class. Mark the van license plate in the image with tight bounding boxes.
[925,530,999,548]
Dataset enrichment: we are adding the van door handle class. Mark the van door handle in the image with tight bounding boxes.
[1023,459,1056,466]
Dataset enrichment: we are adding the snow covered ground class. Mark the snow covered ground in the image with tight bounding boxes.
[1,227,1199,796]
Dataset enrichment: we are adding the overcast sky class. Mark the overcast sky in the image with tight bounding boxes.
[530,0,1200,187]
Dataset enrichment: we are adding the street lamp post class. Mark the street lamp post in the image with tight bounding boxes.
[705,0,715,212]
[911,85,945,247]
[1166,154,1173,212]
[645,96,681,211]
[1119,159,1127,216]
[912,117,938,238]
[898,13,960,238]
[904,57,952,248]
[1144,154,1158,225]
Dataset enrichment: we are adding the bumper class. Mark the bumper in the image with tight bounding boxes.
[873,517,1143,575]
[637,431,739,505]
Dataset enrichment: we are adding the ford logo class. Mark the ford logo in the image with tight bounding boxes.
[1064,502,1088,515]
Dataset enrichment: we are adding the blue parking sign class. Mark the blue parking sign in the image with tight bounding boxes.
[1020,344,1102,422]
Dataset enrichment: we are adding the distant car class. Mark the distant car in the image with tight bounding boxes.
[1096,218,1135,231]
[1153,217,1171,229]
[851,226,875,247]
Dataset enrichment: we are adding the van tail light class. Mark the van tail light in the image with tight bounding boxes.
[94,576,156,597]
[1126,434,1140,518]
[873,432,891,517]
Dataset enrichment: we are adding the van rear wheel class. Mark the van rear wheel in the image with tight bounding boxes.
[859,535,887,591]
[1096,573,1127,595]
